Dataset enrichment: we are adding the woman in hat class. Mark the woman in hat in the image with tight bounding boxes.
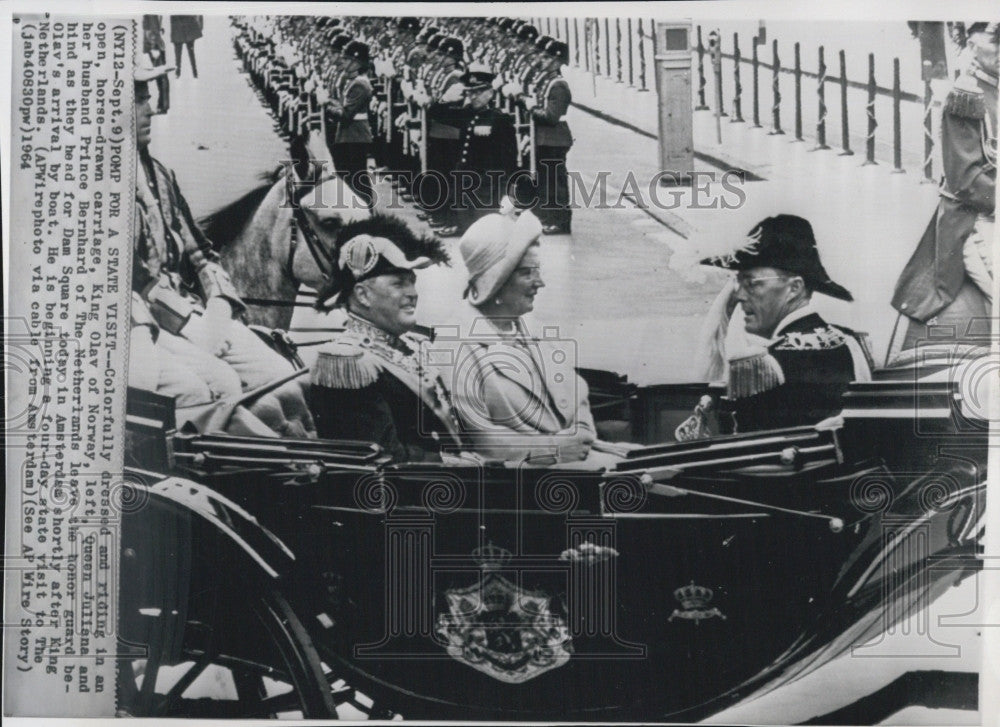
[440,209,609,464]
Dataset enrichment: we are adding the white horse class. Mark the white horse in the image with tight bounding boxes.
[201,129,370,330]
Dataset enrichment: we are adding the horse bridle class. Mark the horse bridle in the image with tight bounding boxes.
[241,170,340,310]
[285,170,339,289]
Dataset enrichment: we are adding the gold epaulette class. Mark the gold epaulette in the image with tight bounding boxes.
[945,87,986,119]
[727,351,785,399]
[312,339,381,389]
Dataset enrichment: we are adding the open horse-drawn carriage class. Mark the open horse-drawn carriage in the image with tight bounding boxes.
[116,332,989,720]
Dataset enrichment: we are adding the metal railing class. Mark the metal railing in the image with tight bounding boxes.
[532,17,937,179]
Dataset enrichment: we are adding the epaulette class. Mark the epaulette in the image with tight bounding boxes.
[312,338,381,389]
[945,87,986,119]
[727,350,785,399]
[772,326,847,351]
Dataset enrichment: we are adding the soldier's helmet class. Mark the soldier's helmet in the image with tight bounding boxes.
[330,33,353,53]
[544,39,570,66]
[517,24,540,43]
[439,37,465,63]
[535,35,554,51]
[343,40,371,66]
[397,17,422,34]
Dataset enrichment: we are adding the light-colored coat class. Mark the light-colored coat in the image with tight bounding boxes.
[433,306,596,462]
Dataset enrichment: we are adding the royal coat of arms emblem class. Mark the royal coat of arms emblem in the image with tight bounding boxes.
[435,545,573,683]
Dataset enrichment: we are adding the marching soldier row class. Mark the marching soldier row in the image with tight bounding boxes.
[231,16,574,236]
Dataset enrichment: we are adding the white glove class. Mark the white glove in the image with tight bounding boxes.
[440,82,465,104]
[523,95,537,111]
[491,75,505,90]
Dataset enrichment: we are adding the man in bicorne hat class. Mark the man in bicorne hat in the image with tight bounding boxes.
[700,214,872,433]
[309,216,463,461]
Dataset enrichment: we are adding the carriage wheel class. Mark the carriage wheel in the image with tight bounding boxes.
[118,589,338,718]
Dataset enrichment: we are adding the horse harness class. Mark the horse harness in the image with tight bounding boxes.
[285,169,338,289]
[241,170,339,310]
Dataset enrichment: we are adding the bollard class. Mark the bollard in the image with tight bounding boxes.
[616,17,624,82]
[590,18,601,78]
[814,46,830,149]
[732,32,744,122]
[695,26,709,109]
[574,18,581,66]
[565,17,570,42]
[770,39,784,134]
[794,42,803,140]
[892,58,904,172]
[923,76,934,181]
[839,50,853,155]
[752,40,761,127]
[638,18,649,91]
[605,17,612,76]
[628,18,635,86]
[863,53,878,164]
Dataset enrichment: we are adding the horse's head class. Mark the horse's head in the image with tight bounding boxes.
[286,136,370,291]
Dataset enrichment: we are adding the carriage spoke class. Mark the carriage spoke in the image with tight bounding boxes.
[154,652,214,716]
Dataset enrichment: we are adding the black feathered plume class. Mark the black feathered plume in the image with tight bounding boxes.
[315,213,450,309]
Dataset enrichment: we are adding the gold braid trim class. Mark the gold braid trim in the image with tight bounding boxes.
[727,351,786,399]
[312,340,381,389]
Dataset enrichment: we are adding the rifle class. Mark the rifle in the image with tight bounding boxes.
[419,104,428,174]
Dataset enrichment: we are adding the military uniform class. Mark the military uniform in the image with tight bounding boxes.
[891,53,996,349]
[700,214,872,435]
[429,71,518,233]
[133,151,245,334]
[327,51,375,208]
[722,308,871,433]
[530,40,573,233]
[311,314,462,461]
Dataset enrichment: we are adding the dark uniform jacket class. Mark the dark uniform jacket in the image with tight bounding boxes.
[724,309,872,433]
[310,315,462,462]
[132,152,244,334]
[169,15,203,44]
[431,104,517,174]
[532,72,573,147]
[892,76,997,322]
[329,73,374,144]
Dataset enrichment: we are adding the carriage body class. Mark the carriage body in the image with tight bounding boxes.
[118,347,988,719]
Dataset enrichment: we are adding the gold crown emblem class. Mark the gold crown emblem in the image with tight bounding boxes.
[674,581,713,610]
[472,541,513,570]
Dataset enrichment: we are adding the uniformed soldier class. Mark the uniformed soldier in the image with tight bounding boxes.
[700,215,872,433]
[325,39,375,208]
[427,63,519,236]
[891,22,997,351]
[419,36,467,229]
[526,38,574,234]
[309,215,462,461]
